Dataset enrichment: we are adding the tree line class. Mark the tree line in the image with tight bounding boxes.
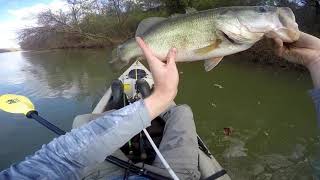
[18,0,320,50]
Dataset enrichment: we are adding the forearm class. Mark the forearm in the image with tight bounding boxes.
[144,90,176,119]
[0,100,151,179]
[308,61,320,89]
[308,61,320,126]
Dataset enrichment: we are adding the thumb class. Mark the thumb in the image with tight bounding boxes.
[166,48,177,66]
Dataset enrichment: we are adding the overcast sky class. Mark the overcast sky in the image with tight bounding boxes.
[0,0,67,48]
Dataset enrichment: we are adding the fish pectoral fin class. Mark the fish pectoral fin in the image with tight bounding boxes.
[204,57,224,72]
[135,17,167,37]
[194,39,222,55]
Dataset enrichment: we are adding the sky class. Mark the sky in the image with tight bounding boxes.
[0,0,67,48]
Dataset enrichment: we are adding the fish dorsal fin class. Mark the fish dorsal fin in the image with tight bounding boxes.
[135,17,167,37]
[204,57,224,72]
[169,7,197,18]
[185,7,197,14]
[169,13,184,18]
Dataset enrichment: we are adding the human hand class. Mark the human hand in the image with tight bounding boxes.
[271,32,320,68]
[271,32,320,88]
[136,37,178,119]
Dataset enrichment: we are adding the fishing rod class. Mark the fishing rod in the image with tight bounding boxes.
[0,94,171,180]
[132,69,179,180]
[125,91,179,180]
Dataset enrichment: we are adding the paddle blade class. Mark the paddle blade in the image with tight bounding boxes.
[0,94,35,115]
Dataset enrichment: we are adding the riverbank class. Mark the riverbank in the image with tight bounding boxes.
[0,48,20,53]
[24,38,307,71]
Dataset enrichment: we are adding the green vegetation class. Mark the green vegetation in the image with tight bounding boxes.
[18,0,169,50]
[18,0,320,50]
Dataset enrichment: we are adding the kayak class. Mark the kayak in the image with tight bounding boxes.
[90,61,231,180]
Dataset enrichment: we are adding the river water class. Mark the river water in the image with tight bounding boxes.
[0,49,319,179]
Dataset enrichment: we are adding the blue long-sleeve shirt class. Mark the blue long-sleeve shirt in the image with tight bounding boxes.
[309,89,320,127]
[1,89,320,179]
[0,100,151,180]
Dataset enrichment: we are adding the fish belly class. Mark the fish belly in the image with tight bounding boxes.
[174,43,253,62]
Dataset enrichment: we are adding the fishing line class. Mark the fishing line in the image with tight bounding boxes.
[142,128,179,180]
[127,68,180,180]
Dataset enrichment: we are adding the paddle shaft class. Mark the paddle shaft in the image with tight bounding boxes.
[27,111,66,135]
[26,111,170,179]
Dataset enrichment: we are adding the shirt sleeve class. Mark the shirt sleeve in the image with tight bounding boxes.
[309,88,320,127]
[0,100,151,180]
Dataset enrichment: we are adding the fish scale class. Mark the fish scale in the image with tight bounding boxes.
[111,6,299,71]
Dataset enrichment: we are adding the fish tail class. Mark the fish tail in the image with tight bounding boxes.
[109,46,128,70]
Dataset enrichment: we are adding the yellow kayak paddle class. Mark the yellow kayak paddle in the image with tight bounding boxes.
[0,94,66,135]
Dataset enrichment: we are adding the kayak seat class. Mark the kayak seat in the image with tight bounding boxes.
[128,69,147,79]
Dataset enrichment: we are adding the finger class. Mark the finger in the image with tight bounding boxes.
[166,48,177,66]
[293,32,320,49]
[273,38,284,56]
[273,38,283,49]
[282,47,308,65]
[136,37,163,68]
[136,37,154,61]
[266,38,274,47]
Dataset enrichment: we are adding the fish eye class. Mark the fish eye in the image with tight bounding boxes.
[258,6,267,13]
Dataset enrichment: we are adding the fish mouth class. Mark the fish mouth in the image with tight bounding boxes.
[265,7,300,42]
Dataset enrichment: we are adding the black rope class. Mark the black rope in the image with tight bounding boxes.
[197,136,212,157]
[106,156,171,180]
[204,169,227,180]
[122,159,132,180]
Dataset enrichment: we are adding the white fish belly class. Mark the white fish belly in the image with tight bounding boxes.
[173,43,253,62]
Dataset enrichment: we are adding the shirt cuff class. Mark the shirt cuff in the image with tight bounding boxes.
[139,100,152,128]
[309,88,320,127]
[309,88,320,103]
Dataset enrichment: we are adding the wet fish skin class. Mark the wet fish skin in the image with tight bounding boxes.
[111,6,299,71]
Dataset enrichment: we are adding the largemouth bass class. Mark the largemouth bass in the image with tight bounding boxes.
[111,6,300,71]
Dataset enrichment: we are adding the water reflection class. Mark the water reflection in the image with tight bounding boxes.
[0,50,116,100]
[0,49,117,169]
[0,52,30,85]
